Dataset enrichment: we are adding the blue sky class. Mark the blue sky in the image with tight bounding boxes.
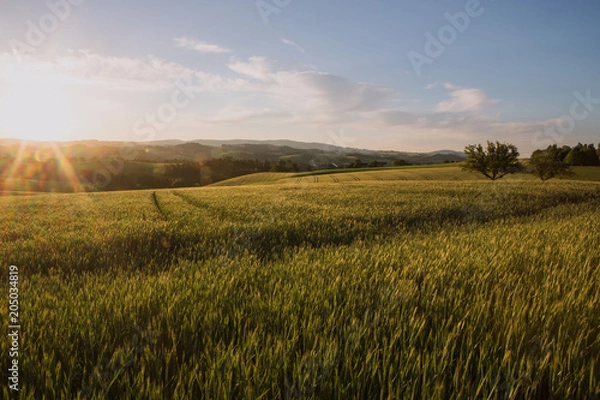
[1,0,599,154]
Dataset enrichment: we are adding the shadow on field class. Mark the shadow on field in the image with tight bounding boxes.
[12,183,600,277]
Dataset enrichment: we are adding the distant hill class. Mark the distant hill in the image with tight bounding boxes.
[0,137,465,166]
[191,139,335,151]
[137,139,466,166]
[426,149,465,157]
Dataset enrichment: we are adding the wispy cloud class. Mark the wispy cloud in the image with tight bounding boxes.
[197,106,289,124]
[225,56,396,124]
[228,57,274,82]
[174,37,232,54]
[0,51,548,152]
[443,83,460,90]
[281,38,305,53]
[436,86,498,113]
[0,50,194,91]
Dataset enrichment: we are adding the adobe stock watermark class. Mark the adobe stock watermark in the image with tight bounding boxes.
[8,0,86,62]
[407,0,492,77]
[91,76,197,189]
[131,79,196,141]
[7,265,20,392]
[256,0,293,25]
[532,89,600,148]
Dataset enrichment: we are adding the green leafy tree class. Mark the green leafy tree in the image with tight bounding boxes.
[583,144,599,166]
[564,143,600,166]
[463,141,523,180]
[557,145,572,162]
[368,160,387,168]
[270,160,299,172]
[349,159,367,169]
[392,160,409,166]
[529,145,573,181]
[163,161,202,187]
[564,144,584,166]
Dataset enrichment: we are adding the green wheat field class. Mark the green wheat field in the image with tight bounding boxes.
[2,166,600,399]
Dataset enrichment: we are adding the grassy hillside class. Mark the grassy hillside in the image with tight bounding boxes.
[212,165,600,187]
[567,166,600,181]
[211,165,473,186]
[1,179,599,398]
[210,172,296,186]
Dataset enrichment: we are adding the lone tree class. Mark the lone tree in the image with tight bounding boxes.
[529,145,573,181]
[463,141,522,180]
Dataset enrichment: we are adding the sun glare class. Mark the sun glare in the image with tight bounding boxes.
[0,75,75,142]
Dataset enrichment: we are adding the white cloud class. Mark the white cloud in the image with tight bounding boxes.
[443,82,460,90]
[436,87,498,113]
[225,56,396,123]
[0,51,553,153]
[276,71,394,115]
[193,70,257,92]
[0,52,401,127]
[228,57,274,82]
[61,50,193,85]
[0,51,194,91]
[174,37,232,54]
[281,38,305,53]
[197,106,289,124]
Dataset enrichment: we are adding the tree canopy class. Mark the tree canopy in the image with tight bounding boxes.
[529,145,573,181]
[564,143,600,166]
[463,141,522,180]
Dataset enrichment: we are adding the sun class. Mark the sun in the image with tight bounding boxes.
[0,75,75,142]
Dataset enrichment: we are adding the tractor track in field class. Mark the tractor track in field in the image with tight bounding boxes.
[151,191,168,220]
[170,190,211,210]
[329,175,340,183]
[170,191,217,217]
[170,190,241,223]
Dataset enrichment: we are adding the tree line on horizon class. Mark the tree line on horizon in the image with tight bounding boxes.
[1,141,599,192]
[0,150,418,192]
[463,141,600,181]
